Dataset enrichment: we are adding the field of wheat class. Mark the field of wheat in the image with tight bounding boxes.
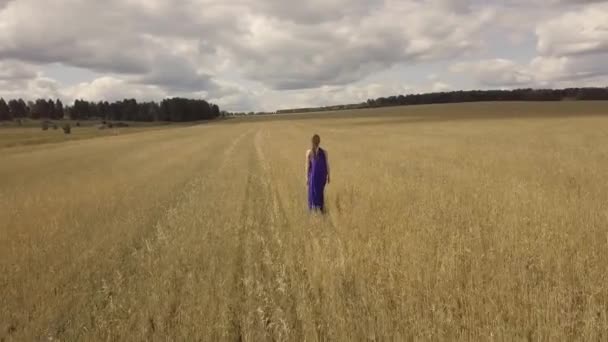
[1,102,608,340]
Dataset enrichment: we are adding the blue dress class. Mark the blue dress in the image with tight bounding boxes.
[308,148,328,212]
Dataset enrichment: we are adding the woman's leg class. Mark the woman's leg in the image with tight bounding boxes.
[320,186,326,213]
[308,182,315,210]
[314,184,325,213]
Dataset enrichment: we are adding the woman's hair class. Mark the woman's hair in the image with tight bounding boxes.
[311,134,321,157]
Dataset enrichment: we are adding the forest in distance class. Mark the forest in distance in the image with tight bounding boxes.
[273,87,608,114]
[0,97,221,123]
[1,87,608,122]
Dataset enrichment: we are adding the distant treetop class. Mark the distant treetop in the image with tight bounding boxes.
[276,87,608,114]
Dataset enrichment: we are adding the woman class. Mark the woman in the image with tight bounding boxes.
[306,134,330,212]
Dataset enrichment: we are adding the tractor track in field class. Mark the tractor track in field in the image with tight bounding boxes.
[227,128,297,341]
[132,126,254,340]
[254,129,291,230]
[218,127,254,172]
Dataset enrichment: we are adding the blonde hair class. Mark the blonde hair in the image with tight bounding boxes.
[311,134,321,157]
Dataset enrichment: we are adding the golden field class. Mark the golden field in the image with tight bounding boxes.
[0,120,176,149]
[1,102,608,341]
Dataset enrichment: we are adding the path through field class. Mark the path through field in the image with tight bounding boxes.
[2,104,608,340]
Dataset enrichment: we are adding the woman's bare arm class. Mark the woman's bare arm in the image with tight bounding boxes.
[325,150,330,184]
[305,149,311,184]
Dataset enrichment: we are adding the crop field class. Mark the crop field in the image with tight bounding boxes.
[1,102,608,340]
[0,120,177,149]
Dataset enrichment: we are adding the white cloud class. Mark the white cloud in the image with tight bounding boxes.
[64,77,167,103]
[450,54,608,89]
[0,60,63,100]
[216,1,495,90]
[212,81,416,112]
[450,59,534,86]
[0,60,37,80]
[0,0,494,91]
[451,2,608,90]
[0,77,62,101]
[536,2,608,56]
[530,54,608,84]
[431,81,452,92]
[0,0,607,111]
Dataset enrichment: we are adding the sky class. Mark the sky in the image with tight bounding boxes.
[0,0,607,112]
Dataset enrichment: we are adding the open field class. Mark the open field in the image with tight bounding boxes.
[0,120,179,149]
[1,102,608,340]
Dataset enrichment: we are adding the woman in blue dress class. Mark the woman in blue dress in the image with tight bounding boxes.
[306,134,330,212]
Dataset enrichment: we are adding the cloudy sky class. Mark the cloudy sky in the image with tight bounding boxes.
[0,0,607,111]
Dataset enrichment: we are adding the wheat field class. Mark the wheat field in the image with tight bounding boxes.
[1,102,608,341]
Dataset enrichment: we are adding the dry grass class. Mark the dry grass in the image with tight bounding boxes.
[0,121,175,149]
[1,102,608,341]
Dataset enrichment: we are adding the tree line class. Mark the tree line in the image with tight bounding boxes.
[276,87,608,114]
[365,87,608,108]
[0,97,220,122]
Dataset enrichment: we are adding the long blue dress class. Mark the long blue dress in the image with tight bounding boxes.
[308,148,328,212]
